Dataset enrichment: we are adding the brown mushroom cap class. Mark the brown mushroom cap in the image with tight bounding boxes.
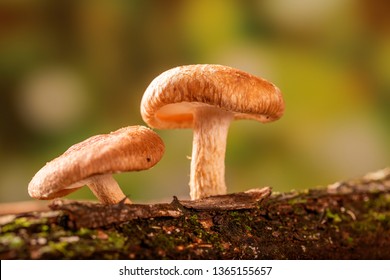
[28,126,165,200]
[141,64,285,129]
[141,64,284,200]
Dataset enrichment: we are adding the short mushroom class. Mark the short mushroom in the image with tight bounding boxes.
[28,125,165,204]
[141,64,284,200]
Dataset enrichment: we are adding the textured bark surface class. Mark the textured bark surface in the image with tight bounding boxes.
[1,168,390,260]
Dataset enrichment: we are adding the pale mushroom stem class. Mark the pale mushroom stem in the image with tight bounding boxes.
[190,106,234,200]
[87,174,132,204]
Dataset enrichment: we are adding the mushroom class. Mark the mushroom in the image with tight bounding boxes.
[28,126,165,204]
[141,64,284,200]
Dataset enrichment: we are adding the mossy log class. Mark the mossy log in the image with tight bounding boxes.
[1,168,390,260]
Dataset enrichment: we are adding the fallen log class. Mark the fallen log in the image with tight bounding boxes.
[1,168,389,259]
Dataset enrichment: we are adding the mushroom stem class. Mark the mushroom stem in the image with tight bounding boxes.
[190,106,234,200]
[87,174,132,204]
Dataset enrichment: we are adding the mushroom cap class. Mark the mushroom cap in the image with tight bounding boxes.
[28,126,165,200]
[141,64,285,129]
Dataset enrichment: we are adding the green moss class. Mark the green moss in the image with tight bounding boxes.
[37,231,49,238]
[346,236,354,244]
[188,214,199,224]
[288,197,307,205]
[229,211,249,223]
[326,209,342,223]
[77,227,96,237]
[0,233,24,249]
[229,211,240,218]
[352,220,377,232]
[107,231,126,248]
[40,225,49,232]
[13,217,31,227]
[368,211,390,229]
[376,193,390,205]
[372,212,387,221]
[153,233,177,250]
[365,193,390,210]
[48,241,68,255]
[1,217,32,233]
[66,242,96,258]
[1,217,51,237]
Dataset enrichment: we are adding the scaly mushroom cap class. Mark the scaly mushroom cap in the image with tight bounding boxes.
[141,64,285,129]
[28,126,165,200]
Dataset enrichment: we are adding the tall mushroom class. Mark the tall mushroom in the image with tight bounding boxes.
[28,126,165,204]
[141,64,284,200]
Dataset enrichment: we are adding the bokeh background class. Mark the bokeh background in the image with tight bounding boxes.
[0,0,389,204]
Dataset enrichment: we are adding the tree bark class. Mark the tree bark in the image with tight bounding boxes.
[1,168,390,259]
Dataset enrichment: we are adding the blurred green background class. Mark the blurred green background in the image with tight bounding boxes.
[0,0,389,204]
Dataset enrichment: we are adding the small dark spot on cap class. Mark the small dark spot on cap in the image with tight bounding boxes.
[146,157,151,162]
